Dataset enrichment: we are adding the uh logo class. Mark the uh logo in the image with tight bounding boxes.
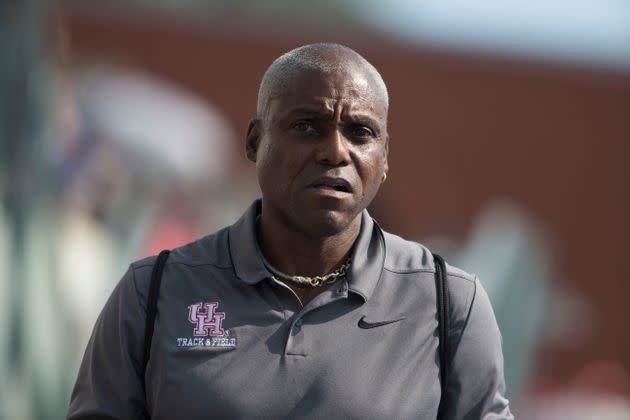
[178,301,236,348]
[188,302,225,336]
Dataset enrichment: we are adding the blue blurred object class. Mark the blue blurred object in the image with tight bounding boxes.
[354,0,630,71]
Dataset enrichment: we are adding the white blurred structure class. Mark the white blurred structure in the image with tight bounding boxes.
[79,65,235,184]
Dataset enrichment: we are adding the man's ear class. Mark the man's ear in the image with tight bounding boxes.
[245,118,261,163]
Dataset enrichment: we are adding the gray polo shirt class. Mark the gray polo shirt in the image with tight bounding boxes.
[68,200,512,419]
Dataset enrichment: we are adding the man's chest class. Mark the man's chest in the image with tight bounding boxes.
[144,271,442,419]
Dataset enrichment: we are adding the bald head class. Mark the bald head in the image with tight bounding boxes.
[256,43,389,121]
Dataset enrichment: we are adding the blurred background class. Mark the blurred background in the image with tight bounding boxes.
[1,0,629,418]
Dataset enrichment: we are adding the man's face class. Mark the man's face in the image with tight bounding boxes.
[248,67,389,238]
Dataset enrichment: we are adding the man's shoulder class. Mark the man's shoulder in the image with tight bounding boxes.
[380,229,476,285]
[130,225,233,272]
[380,227,482,341]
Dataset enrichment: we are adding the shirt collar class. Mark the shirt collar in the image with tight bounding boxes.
[228,199,386,301]
[228,199,269,285]
[346,210,386,302]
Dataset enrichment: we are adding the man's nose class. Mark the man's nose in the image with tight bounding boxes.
[315,128,350,166]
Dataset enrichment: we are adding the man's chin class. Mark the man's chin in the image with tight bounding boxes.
[298,209,359,238]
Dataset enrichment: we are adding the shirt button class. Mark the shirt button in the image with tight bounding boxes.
[295,319,303,328]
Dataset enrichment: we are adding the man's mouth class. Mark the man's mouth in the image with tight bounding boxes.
[310,177,353,193]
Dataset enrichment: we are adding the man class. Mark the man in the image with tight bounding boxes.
[68,43,513,419]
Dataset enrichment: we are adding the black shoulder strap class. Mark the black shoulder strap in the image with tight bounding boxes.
[142,249,170,383]
[434,253,450,420]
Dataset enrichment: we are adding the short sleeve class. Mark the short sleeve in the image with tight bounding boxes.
[67,265,149,420]
[444,276,514,420]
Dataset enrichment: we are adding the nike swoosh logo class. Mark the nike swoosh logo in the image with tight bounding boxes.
[358,316,406,329]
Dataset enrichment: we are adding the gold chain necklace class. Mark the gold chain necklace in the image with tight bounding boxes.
[266,258,352,287]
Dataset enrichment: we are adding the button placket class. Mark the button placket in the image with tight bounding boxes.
[286,315,307,356]
[284,280,349,356]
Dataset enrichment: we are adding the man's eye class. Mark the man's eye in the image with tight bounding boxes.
[352,126,374,138]
[292,121,315,132]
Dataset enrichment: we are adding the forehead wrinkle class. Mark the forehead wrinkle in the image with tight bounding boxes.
[268,97,334,124]
[282,79,381,115]
[272,93,384,126]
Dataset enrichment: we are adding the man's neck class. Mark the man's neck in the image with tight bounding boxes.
[257,212,360,278]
